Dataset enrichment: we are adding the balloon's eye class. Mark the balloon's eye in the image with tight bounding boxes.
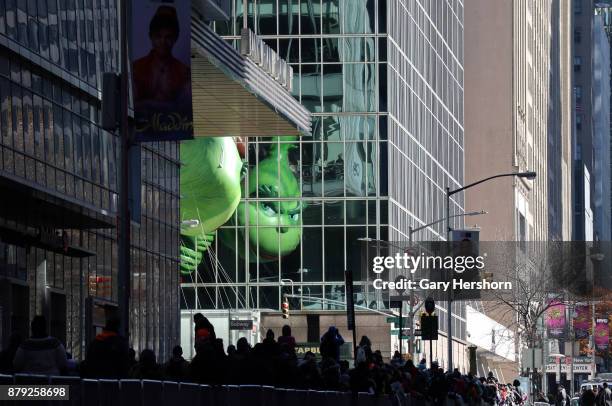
[262,202,277,216]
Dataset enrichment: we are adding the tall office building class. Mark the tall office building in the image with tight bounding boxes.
[464,0,572,243]
[595,1,612,238]
[181,0,466,368]
[550,0,574,241]
[464,0,573,377]
[592,15,611,242]
[572,1,612,243]
[574,0,597,241]
[0,2,181,360]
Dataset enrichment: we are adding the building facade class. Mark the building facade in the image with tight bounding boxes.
[0,1,181,360]
[573,1,612,243]
[464,0,573,378]
[592,14,611,242]
[574,0,596,241]
[181,0,466,368]
[595,1,612,239]
[464,0,569,243]
[550,0,574,241]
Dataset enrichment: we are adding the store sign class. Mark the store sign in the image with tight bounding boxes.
[545,363,593,373]
[229,319,253,330]
[544,356,593,373]
[547,356,592,364]
[240,28,293,92]
[295,342,353,360]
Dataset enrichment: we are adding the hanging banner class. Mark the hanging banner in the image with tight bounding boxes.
[546,300,566,339]
[595,318,609,351]
[131,0,193,142]
[573,304,591,339]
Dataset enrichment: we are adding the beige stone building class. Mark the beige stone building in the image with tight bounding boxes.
[464,0,573,379]
[464,0,572,242]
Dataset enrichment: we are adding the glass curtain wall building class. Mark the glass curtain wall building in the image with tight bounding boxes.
[0,1,180,360]
[182,0,464,346]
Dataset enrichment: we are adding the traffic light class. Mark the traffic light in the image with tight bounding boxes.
[421,313,439,340]
[451,229,480,300]
[282,294,290,319]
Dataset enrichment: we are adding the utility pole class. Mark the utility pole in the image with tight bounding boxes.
[569,302,575,396]
[118,0,132,340]
[446,186,452,372]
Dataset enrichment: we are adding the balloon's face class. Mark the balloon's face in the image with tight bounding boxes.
[235,147,302,261]
[237,196,301,260]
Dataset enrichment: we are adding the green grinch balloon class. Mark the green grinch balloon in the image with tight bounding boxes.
[180,137,302,274]
[179,137,242,274]
[220,141,302,262]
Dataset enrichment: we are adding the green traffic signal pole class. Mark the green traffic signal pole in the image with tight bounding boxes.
[445,171,535,373]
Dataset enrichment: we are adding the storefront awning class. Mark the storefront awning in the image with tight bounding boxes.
[0,170,115,230]
[190,20,311,137]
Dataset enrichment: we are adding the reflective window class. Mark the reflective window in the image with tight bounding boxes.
[181,0,463,319]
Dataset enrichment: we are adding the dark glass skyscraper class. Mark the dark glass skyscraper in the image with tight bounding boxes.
[0,1,180,360]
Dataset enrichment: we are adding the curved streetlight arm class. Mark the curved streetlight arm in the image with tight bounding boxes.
[448,172,536,196]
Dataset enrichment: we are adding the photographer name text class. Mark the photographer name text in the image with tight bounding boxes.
[372,277,512,292]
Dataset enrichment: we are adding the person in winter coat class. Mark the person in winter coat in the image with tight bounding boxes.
[193,313,216,351]
[356,335,373,365]
[596,382,612,406]
[556,384,569,406]
[163,345,189,381]
[581,389,596,406]
[82,316,129,378]
[129,349,162,380]
[13,316,67,376]
[320,326,344,362]
[277,325,296,353]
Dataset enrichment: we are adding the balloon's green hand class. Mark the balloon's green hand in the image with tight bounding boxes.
[180,233,214,275]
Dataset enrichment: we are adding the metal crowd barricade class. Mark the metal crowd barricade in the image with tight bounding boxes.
[178,381,200,404]
[0,374,397,406]
[120,379,142,405]
[161,380,179,405]
[49,375,82,406]
[98,379,120,406]
[142,379,163,406]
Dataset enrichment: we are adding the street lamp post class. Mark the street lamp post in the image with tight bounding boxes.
[588,251,603,380]
[445,171,536,372]
[358,210,486,362]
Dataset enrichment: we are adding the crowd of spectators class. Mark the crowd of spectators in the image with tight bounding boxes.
[3,313,610,405]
